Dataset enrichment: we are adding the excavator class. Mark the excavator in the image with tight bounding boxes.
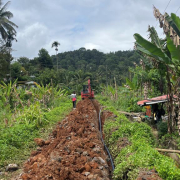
[81,79,94,99]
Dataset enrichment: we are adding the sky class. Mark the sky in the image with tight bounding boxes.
[7,0,180,59]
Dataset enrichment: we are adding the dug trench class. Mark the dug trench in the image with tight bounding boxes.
[17,98,113,180]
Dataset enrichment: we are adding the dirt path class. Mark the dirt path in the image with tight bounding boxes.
[15,99,111,180]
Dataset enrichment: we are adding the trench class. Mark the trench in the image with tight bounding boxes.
[18,99,113,180]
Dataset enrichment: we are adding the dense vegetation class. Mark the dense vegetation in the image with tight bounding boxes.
[98,94,180,180]
[0,82,72,167]
[2,48,140,92]
[1,1,180,179]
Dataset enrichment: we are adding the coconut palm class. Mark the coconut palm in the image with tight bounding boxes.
[0,0,18,40]
[52,41,60,71]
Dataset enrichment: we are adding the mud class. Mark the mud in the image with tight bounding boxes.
[19,99,111,180]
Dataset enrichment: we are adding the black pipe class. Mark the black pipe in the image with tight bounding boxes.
[98,109,115,171]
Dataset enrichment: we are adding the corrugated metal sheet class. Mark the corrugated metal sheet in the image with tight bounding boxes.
[137,95,177,106]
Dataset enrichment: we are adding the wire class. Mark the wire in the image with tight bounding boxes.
[163,0,172,14]
[175,6,180,14]
[155,0,172,28]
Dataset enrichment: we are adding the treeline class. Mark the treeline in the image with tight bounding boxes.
[1,47,140,92]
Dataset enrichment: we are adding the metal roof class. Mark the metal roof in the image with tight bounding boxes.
[137,95,177,106]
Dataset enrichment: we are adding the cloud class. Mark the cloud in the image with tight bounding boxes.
[8,0,180,58]
[13,22,49,58]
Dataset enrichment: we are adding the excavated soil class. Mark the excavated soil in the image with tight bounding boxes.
[19,99,111,180]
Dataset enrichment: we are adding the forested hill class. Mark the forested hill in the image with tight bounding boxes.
[51,48,140,85]
[5,48,140,92]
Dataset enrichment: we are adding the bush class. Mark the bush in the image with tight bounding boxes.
[103,103,180,180]
[157,121,168,138]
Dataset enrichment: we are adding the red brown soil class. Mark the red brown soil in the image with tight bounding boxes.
[19,99,111,180]
[137,169,163,180]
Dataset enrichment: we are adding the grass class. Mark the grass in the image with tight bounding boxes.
[0,97,72,169]
[97,95,180,180]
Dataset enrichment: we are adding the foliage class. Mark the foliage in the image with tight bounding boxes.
[102,100,180,180]
[0,0,18,40]
[98,85,143,112]
[157,121,168,138]
[7,49,140,92]
[0,82,71,167]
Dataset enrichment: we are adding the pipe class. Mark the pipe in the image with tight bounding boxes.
[98,109,115,171]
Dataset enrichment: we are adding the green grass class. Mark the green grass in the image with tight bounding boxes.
[0,97,72,168]
[97,95,180,180]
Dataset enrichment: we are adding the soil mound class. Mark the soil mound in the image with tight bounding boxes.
[20,99,110,180]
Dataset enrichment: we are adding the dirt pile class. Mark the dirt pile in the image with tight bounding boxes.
[20,99,111,180]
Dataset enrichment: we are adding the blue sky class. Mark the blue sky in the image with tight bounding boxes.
[7,0,180,59]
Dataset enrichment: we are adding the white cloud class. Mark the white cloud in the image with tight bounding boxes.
[13,23,49,58]
[7,0,180,58]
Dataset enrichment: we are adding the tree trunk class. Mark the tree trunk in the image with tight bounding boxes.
[166,68,175,133]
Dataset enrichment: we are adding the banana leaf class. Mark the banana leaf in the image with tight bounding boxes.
[167,36,180,65]
[134,33,171,64]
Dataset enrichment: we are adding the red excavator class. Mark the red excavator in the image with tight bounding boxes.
[81,79,94,99]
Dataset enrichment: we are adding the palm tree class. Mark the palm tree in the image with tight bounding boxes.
[52,41,60,72]
[0,0,18,40]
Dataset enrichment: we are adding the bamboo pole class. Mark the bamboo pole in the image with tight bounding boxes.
[155,148,180,154]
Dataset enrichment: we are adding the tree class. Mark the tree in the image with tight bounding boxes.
[0,0,18,40]
[134,10,180,133]
[52,41,60,71]
[38,48,53,70]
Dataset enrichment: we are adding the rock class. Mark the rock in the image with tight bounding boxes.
[37,147,42,151]
[92,169,103,177]
[83,172,90,176]
[85,163,91,171]
[82,151,89,156]
[34,138,45,146]
[93,147,101,153]
[90,123,95,127]
[90,162,98,169]
[6,164,18,172]
[93,157,105,164]
[31,150,40,156]
[66,136,71,140]
[98,166,103,170]
[50,152,63,162]
[76,148,83,154]
[102,170,109,177]
[21,173,30,180]
[44,140,50,145]
[88,174,94,179]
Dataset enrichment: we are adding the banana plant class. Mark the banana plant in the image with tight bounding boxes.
[134,20,180,133]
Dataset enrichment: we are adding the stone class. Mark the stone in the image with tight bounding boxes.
[44,140,50,145]
[90,123,95,127]
[50,152,62,162]
[98,166,103,170]
[34,138,45,146]
[93,147,101,153]
[76,148,83,154]
[82,151,89,156]
[21,173,30,180]
[93,157,105,164]
[88,174,94,179]
[85,163,91,171]
[84,172,90,176]
[6,164,18,172]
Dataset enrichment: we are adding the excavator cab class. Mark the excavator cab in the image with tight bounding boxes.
[81,79,94,99]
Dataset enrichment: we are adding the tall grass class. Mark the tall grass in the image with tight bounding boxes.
[0,82,72,167]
